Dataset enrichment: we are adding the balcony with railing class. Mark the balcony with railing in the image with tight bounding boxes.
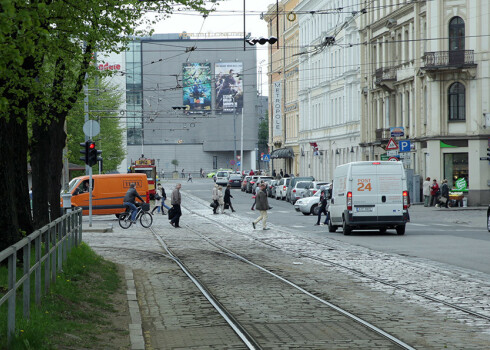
[374,67,397,91]
[423,50,477,70]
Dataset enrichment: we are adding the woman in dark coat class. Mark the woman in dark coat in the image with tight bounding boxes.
[224,184,236,212]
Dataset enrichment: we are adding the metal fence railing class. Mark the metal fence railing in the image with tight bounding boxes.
[0,209,83,343]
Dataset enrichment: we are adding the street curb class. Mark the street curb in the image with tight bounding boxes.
[82,224,114,233]
[126,269,145,350]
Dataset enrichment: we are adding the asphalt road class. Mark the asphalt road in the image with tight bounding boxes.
[166,178,490,275]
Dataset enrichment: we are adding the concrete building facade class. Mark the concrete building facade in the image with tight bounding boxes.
[296,0,361,182]
[125,34,259,176]
[359,1,490,205]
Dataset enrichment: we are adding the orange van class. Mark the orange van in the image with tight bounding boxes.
[61,173,149,216]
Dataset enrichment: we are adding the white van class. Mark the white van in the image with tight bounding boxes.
[328,161,409,235]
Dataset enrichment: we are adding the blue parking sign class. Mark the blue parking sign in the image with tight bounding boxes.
[399,140,411,152]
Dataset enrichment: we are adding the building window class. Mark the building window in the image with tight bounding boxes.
[449,17,465,51]
[448,82,465,121]
[443,153,468,190]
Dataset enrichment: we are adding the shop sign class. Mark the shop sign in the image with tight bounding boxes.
[390,127,405,137]
[273,81,282,138]
[454,178,468,191]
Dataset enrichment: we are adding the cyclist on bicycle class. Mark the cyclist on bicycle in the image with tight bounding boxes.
[123,183,145,223]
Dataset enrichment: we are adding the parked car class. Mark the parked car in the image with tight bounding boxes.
[286,176,315,203]
[246,176,260,193]
[251,176,274,194]
[289,181,313,204]
[294,190,322,215]
[215,171,231,185]
[304,181,330,198]
[241,176,252,191]
[275,177,291,200]
[487,204,490,232]
[228,174,242,188]
[268,179,279,197]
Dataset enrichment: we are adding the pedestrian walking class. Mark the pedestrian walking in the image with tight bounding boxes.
[439,179,450,208]
[430,179,440,207]
[250,181,264,210]
[272,169,277,178]
[181,169,185,178]
[123,183,145,223]
[151,184,163,214]
[169,183,182,228]
[422,177,431,207]
[249,169,254,176]
[217,186,225,214]
[160,184,171,214]
[315,186,330,226]
[187,173,193,182]
[200,168,204,178]
[252,183,270,230]
[224,184,236,212]
[212,184,219,214]
[279,169,284,178]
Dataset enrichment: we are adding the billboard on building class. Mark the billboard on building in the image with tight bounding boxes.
[183,63,212,110]
[215,62,243,113]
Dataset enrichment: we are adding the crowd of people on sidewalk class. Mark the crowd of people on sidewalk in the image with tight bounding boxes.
[423,177,450,208]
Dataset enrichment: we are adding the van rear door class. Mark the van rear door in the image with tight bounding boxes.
[351,164,378,218]
[376,163,404,219]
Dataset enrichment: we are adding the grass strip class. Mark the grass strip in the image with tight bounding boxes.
[0,242,130,350]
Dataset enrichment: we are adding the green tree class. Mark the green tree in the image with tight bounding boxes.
[66,79,126,175]
[171,159,179,172]
[258,112,269,153]
[0,0,209,252]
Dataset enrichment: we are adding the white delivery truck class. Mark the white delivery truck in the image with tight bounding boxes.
[328,161,409,235]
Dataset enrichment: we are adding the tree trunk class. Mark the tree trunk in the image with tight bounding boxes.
[31,122,51,229]
[0,117,23,252]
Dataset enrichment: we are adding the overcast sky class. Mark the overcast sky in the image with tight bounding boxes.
[146,0,275,95]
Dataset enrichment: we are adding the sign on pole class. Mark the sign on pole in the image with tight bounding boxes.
[399,140,411,152]
[386,138,398,150]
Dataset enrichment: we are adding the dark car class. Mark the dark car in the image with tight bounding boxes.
[246,176,259,193]
[487,205,490,232]
[228,174,242,188]
[286,176,315,203]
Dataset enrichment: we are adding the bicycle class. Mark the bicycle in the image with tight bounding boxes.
[118,202,153,229]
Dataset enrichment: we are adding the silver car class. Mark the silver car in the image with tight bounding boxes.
[290,181,312,204]
[294,191,322,215]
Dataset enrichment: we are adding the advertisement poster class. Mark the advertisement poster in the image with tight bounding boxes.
[183,63,211,110]
[215,62,243,113]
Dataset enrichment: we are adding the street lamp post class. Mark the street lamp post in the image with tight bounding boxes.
[233,97,237,172]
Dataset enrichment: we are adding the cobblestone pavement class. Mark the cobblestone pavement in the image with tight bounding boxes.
[83,190,490,349]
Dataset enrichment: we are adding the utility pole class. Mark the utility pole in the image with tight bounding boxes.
[233,96,237,171]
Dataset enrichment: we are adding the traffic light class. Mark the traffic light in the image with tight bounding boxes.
[80,141,90,165]
[246,36,278,46]
[87,141,102,167]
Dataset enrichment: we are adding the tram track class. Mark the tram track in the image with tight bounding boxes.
[181,199,490,324]
[144,221,415,349]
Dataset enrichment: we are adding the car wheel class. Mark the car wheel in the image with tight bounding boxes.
[328,220,337,233]
[302,212,311,216]
[311,204,319,215]
[342,218,351,235]
[396,225,406,235]
[379,228,387,234]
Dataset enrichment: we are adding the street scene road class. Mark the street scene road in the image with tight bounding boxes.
[84,178,490,349]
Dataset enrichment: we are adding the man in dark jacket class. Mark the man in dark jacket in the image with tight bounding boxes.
[252,183,270,230]
[224,184,235,212]
[316,187,330,226]
[170,183,182,228]
[123,183,145,223]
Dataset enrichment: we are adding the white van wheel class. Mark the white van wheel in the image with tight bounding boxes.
[328,221,337,233]
[342,219,351,235]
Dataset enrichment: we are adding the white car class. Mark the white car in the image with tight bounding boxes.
[275,177,291,200]
[215,171,231,185]
[294,191,322,215]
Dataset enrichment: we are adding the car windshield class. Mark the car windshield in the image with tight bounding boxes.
[217,172,228,177]
[296,182,310,188]
[66,178,80,194]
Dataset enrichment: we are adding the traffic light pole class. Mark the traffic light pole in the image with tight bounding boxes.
[89,167,93,227]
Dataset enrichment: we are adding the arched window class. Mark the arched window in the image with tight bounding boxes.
[448,82,465,121]
[449,17,465,51]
